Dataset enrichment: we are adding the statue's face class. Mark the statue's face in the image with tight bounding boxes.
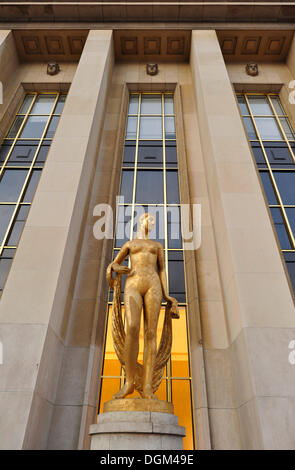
[139,213,155,233]
[246,63,258,77]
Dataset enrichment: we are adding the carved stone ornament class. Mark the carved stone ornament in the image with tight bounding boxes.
[246,62,259,77]
[47,62,60,76]
[146,63,158,76]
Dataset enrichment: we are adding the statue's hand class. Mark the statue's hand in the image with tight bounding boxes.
[166,296,180,319]
[112,263,131,275]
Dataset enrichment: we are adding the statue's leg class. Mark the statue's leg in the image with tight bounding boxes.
[113,285,142,399]
[142,285,162,399]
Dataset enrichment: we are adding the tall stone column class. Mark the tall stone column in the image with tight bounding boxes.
[0,30,114,449]
[190,30,295,449]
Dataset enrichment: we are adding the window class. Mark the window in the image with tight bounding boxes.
[98,93,195,449]
[0,92,66,293]
[237,93,295,292]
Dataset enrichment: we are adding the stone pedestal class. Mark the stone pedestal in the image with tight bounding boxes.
[89,409,186,450]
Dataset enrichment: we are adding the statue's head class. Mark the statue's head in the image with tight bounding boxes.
[245,62,258,77]
[139,212,155,234]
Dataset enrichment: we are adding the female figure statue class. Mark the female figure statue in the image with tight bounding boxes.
[106,212,179,400]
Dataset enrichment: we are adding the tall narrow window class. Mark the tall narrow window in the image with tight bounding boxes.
[0,92,66,293]
[237,93,295,293]
[98,93,195,449]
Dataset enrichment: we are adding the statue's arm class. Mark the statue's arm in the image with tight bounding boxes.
[157,244,180,319]
[106,242,130,287]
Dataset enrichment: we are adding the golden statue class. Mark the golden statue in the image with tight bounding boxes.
[106,213,179,402]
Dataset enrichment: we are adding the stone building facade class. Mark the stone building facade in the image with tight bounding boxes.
[0,1,295,450]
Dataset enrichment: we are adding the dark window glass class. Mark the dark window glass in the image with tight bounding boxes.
[0,254,14,291]
[35,143,50,164]
[22,170,41,203]
[286,208,295,237]
[0,169,28,202]
[167,207,182,248]
[120,170,134,203]
[0,205,15,244]
[237,95,249,115]
[7,116,25,138]
[165,142,177,167]
[20,116,48,139]
[273,172,295,205]
[270,208,292,250]
[260,172,278,205]
[264,142,294,168]
[123,142,136,166]
[168,251,185,303]
[138,141,162,166]
[115,206,132,248]
[6,141,38,166]
[283,252,295,291]
[135,170,163,204]
[45,116,59,139]
[251,142,266,167]
[54,95,66,114]
[6,206,29,246]
[166,171,180,204]
[0,142,13,163]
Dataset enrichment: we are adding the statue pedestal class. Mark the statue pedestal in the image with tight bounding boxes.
[89,399,186,450]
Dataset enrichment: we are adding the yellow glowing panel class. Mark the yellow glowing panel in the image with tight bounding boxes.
[99,378,121,413]
[172,380,194,450]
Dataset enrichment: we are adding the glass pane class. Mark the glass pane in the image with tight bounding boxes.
[120,170,134,203]
[243,117,257,140]
[273,172,295,205]
[123,142,136,166]
[166,143,177,167]
[168,251,185,302]
[7,142,38,166]
[45,116,59,138]
[283,252,295,291]
[0,256,13,291]
[167,206,182,248]
[138,142,162,166]
[0,205,15,244]
[171,307,189,376]
[286,208,295,237]
[22,170,41,203]
[264,142,294,167]
[141,94,161,114]
[7,116,25,138]
[30,94,56,114]
[166,171,180,203]
[115,207,131,248]
[248,95,273,115]
[126,116,137,139]
[99,378,121,413]
[0,142,12,163]
[135,170,163,204]
[255,117,283,140]
[35,143,50,164]
[128,95,139,114]
[251,142,266,166]
[164,95,174,114]
[237,95,249,115]
[20,116,48,139]
[54,95,66,114]
[270,208,292,249]
[165,116,176,139]
[7,221,24,246]
[18,95,34,114]
[279,117,295,140]
[0,169,28,201]
[270,96,285,115]
[139,116,162,139]
[260,172,278,205]
[172,380,194,450]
